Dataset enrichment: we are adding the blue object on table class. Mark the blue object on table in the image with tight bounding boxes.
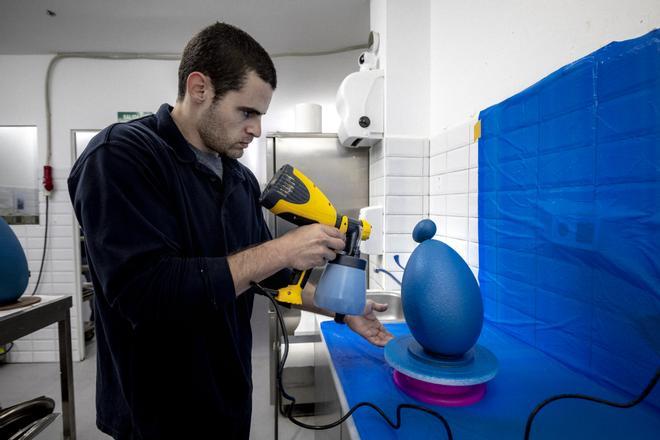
[402,220,483,356]
[321,321,660,439]
[0,218,29,305]
[385,218,496,405]
[385,335,497,386]
[411,218,436,243]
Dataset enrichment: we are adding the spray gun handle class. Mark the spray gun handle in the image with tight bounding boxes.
[342,224,362,257]
[275,269,312,305]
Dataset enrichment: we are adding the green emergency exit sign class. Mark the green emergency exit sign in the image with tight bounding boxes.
[117,112,152,122]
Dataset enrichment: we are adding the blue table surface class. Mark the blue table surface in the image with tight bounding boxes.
[320,322,660,440]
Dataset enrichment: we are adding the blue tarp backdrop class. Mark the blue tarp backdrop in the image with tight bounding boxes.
[478,29,660,408]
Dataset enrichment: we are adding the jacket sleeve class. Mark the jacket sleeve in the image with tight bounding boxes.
[246,170,293,291]
[68,141,236,327]
[256,226,293,291]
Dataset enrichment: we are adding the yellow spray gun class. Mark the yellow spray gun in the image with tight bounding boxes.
[260,164,371,306]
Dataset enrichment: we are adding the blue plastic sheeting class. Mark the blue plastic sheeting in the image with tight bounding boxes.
[478,29,660,409]
[320,322,660,439]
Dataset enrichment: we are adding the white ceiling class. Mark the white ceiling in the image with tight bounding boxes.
[0,0,371,55]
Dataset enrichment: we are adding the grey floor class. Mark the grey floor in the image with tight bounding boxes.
[0,295,315,440]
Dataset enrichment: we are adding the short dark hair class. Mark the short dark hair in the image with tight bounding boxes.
[177,22,277,102]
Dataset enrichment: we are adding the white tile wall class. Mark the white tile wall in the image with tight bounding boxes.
[384,215,424,234]
[468,217,479,242]
[468,241,479,268]
[368,254,383,290]
[446,216,469,240]
[382,272,404,290]
[429,119,479,278]
[370,139,384,162]
[368,137,429,291]
[468,167,478,193]
[429,195,446,215]
[384,137,426,157]
[370,158,385,180]
[6,166,82,363]
[429,153,447,175]
[443,237,469,262]
[446,194,468,216]
[469,193,478,218]
[368,141,384,290]
[429,214,447,236]
[385,177,425,196]
[384,196,423,214]
[469,142,479,168]
[368,125,479,290]
[386,157,424,176]
[447,122,471,150]
[382,253,411,271]
[384,234,418,253]
[429,175,443,196]
[446,146,469,172]
[370,177,385,197]
[444,170,470,194]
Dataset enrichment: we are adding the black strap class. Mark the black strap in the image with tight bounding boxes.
[334,313,346,324]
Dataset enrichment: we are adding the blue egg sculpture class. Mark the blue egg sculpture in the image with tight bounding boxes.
[0,217,30,305]
[401,219,483,356]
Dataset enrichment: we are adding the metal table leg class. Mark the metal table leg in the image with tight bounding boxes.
[58,309,77,440]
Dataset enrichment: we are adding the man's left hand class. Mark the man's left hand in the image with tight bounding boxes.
[345,299,394,347]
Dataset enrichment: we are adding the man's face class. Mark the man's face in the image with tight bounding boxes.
[197,70,273,158]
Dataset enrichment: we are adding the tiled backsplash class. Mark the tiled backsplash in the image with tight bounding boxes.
[368,137,429,290]
[6,170,81,363]
[429,119,479,281]
[368,121,479,292]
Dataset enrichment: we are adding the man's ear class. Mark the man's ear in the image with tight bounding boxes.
[186,72,210,104]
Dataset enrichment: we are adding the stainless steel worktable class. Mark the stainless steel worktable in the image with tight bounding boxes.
[0,295,76,439]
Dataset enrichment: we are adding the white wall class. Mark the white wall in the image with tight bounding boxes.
[367,0,430,290]
[249,49,363,184]
[430,0,660,133]
[385,0,430,138]
[0,51,356,362]
[0,55,86,363]
[367,0,659,289]
[429,120,480,282]
[425,0,659,278]
[266,51,362,135]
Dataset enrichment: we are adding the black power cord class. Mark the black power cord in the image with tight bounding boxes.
[251,282,453,439]
[30,195,49,296]
[524,368,660,439]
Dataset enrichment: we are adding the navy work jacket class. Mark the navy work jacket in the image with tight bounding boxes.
[68,104,288,439]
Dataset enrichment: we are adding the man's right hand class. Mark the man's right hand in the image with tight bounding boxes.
[276,224,346,270]
[227,224,345,296]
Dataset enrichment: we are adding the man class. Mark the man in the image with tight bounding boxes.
[68,22,392,439]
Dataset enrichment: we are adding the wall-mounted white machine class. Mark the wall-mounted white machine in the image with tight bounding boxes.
[337,31,384,148]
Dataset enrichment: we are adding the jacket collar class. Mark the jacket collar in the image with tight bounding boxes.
[155,103,245,183]
[155,103,195,163]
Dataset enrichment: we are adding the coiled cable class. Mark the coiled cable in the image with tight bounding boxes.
[251,281,453,439]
